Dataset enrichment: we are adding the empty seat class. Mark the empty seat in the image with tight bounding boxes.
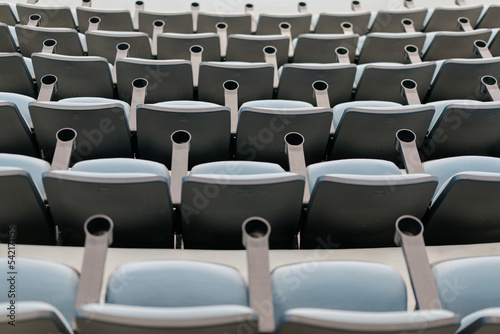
[476,4,500,29]
[226,34,289,66]
[0,23,17,52]
[329,101,434,163]
[256,13,312,38]
[76,260,258,333]
[235,100,332,167]
[0,3,18,26]
[76,7,133,32]
[29,97,133,163]
[16,3,76,29]
[181,161,304,249]
[15,25,85,57]
[424,5,483,32]
[197,61,274,106]
[422,100,500,160]
[355,62,436,104]
[314,11,371,35]
[292,33,358,63]
[0,154,54,245]
[272,261,458,333]
[422,156,500,245]
[278,63,356,106]
[138,10,193,36]
[157,32,220,60]
[426,57,500,102]
[422,29,492,61]
[115,57,193,104]
[370,8,428,33]
[197,12,251,34]
[0,258,78,333]
[357,32,426,64]
[85,30,152,63]
[0,52,37,98]
[32,53,114,100]
[300,159,437,248]
[44,158,175,247]
[137,101,229,169]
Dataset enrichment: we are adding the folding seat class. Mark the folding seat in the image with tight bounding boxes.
[0,153,55,245]
[16,3,77,29]
[357,32,426,64]
[115,57,193,105]
[197,61,274,107]
[0,92,39,157]
[235,100,332,168]
[157,32,221,61]
[76,7,134,32]
[15,25,85,57]
[0,258,78,333]
[44,158,175,247]
[0,23,17,52]
[76,260,258,333]
[329,101,434,163]
[292,33,358,64]
[423,4,483,32]
[313,11,371,35]
[138,10,193,36]
[256,13,312,38]
[271,260,458,333]
[369,8,428,33]
[180,161,304,249]
[354,62,436,104]
[0,52,36,98]
[226,34,289,66]
[0,3,18,26]
[31,53,114,100]
[422,100,500,160]
[426,57,500,102]
[85,31,152,63]
[137,101,230,169]
[422,29,492,61]
[476,4,500,29]
[196,12,252,35]
[277,63,356,106]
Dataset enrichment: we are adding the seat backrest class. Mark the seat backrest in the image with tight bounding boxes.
[226,34,289,66]
[424,5,483,32]
[0,23,17,52]
[422,30,492,61]
[85,31,152,63]
[197,12,251,34]
[370,8,428,33]
[358,32,426,64]
[0,53,37,97]
[76,7,133,32]
[0,3,18,25]
[157,32,221,61]
[138,10,193,36]
[32,53,114,100]
[293,34,358,64]
[256,13,312,38]
[16,3,76,28]
[476,5,500,29]
[314,11,371,35]
[15,25,84,57]
[116,58,193,103]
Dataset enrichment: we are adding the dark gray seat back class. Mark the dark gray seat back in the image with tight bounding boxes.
[76,7,133,32]
[424,5,483,32]
[314,11,370,34]
[256,13,312,38]
[358,33,426,64]
[138,10,193,36]
[15,25,84,57]
[197,13,251,34]
[86,31,152,63]
[226,34,289,66]
[422,30,492,61]
[370,8,428,32]
[157,32,221,61]
[293,34,358,64]
[16,3,76,28]
[0,53,36,97]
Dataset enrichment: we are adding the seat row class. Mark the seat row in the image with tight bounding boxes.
[2,1,499,35]
[1,215,499,334]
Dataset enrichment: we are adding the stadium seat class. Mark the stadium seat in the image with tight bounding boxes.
[138,10,193,36]
[16,3,77,29]
[197,12,252,34]
[370,8,428,33]
[0,53,37,98]
[256,13,312,38]
[422,29,492,61]
[15,25,85,57]
[292,33,358,63]
[357,32,426,64]
[314,11,370,35]
[0,3,18,26]
[157,32,221,60]
[423,5,483,32]
[85,30,152,63]
[76,6,134,32]
[476,4,500,29]
[226,34,289,66]
[0,23,17,52]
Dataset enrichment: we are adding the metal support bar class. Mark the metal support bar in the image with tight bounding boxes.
[51,128,77,171]
[216,22,228,57]
[242,217,275,334]
[170,130,191,206]
[152,19,164,57]
[88,16,100,31]
[312,80,330,108]
[245,3,256,33]
[404,0,415,9]
[351,0,362,12]
[28,14,40,27]
[42,39,57,54]
[401,79,421,105]
[134,1,144,30]
[298,2,307,13]
[279,22,294,57]
[402,18,416,33]
[405,45,422,64]
[285,132,310,204]
[81,0,91,7]
[223,80,239,134]
[190,45,203,87]
[474,40,493,58]
[335,47,350,64]
[458,17,473,32]
[340,21,354,35]
[394,215,442,310]
[191,2,200,32]
[481,75,500,101]
[38,74,58,102]
[263,46,279,88]
[73,215,114,328]
[112,42,130,83]
[395,129,424,174]
[130,78,148,132]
